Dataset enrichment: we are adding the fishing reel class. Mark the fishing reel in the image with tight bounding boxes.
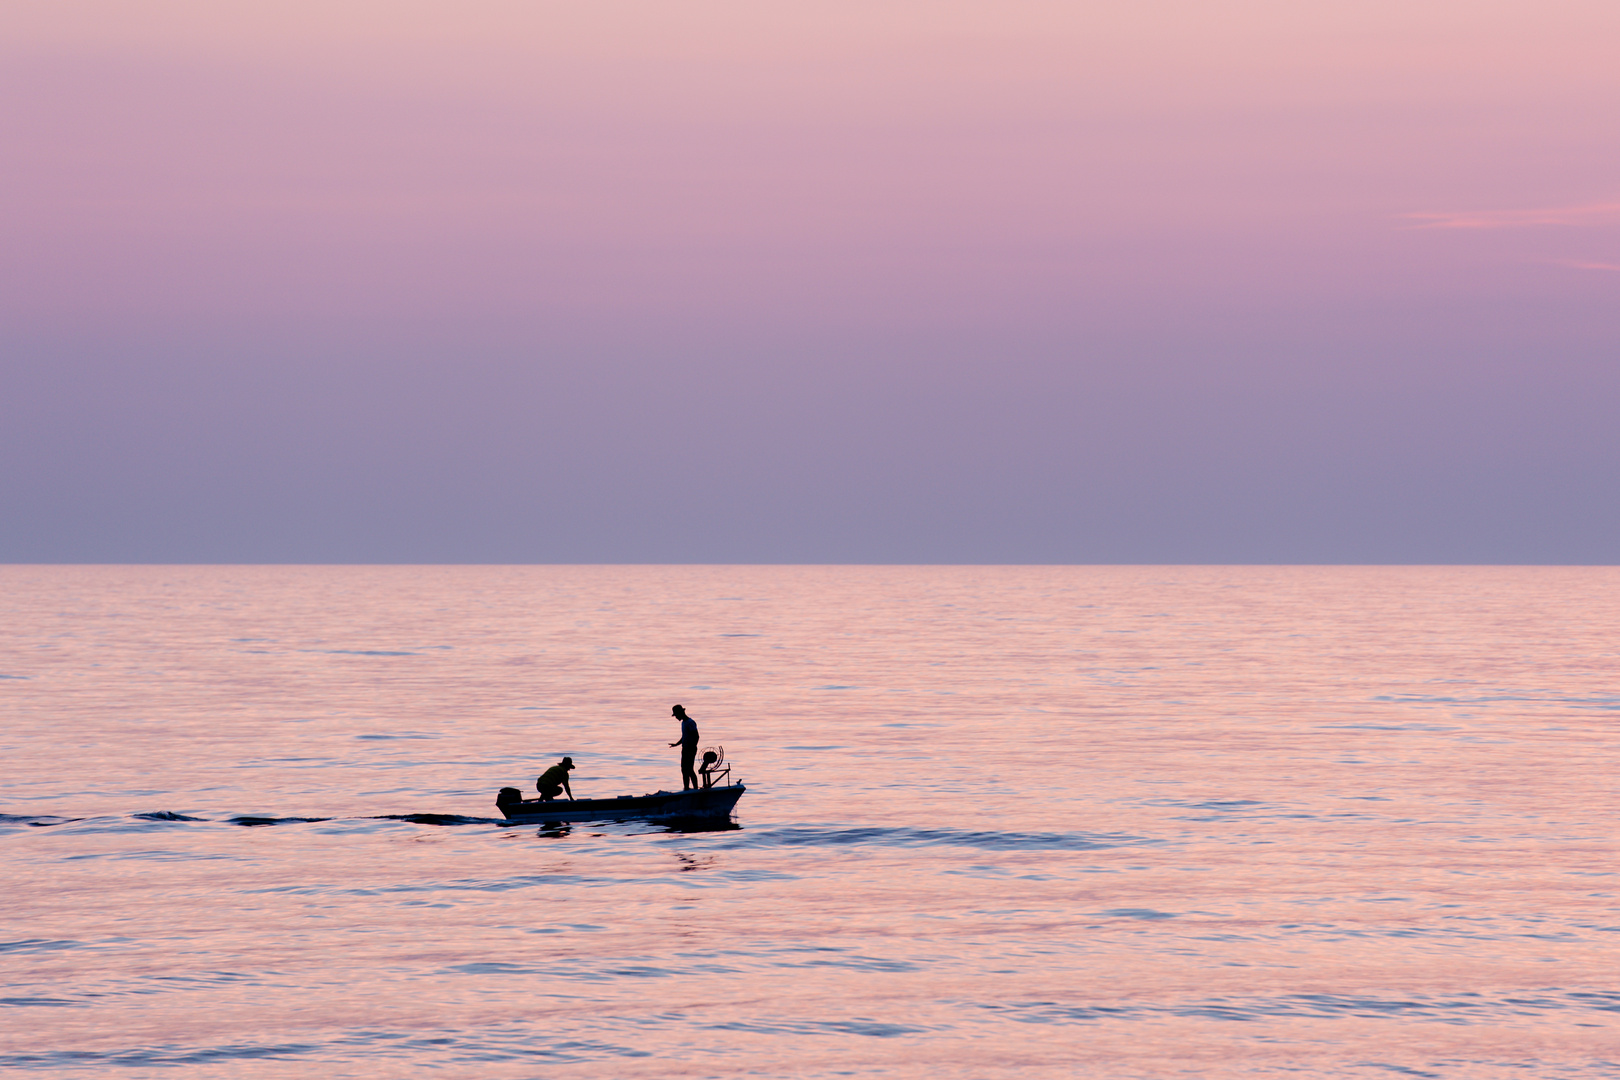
[698,745,731,788]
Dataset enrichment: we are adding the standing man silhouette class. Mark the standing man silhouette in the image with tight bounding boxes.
[668,704,700,790]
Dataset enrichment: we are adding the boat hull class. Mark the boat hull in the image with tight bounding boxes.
[499,783,745,823]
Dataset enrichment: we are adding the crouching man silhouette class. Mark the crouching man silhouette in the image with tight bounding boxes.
[535,756,576,801]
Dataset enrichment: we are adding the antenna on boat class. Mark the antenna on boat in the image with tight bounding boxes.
[698,745,730,789]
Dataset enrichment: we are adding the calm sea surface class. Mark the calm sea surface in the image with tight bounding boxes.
[1,566,1616,1078]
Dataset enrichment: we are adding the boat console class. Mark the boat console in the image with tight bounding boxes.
[698,745,730,788]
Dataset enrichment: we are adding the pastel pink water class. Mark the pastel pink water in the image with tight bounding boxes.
[2,566,1616,1077]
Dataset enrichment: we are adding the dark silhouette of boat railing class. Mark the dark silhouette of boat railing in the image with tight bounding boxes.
[698,745,730,789]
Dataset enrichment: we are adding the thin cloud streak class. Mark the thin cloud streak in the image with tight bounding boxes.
[1404,200,1620,230]
[1550,258,1620,271]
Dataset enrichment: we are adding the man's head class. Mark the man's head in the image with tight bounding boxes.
[672,704,688,720]
[560,756,575,770]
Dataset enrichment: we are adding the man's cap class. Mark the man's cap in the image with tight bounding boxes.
[560,756,574,769]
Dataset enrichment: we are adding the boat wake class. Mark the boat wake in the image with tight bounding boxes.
[1,810,736,833]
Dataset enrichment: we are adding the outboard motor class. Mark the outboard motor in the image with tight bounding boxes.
[496,787,523,814]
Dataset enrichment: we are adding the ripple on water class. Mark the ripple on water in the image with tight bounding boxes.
[716,824,1150,851]
[976,989,1620,1025]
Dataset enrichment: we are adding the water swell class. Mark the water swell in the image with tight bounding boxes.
[0,939,84,955]
[717,824,1149,851]
[979,989,1620,1025]
[226,816,331,827]
[0,1031,656,1070]
[0,1042,321,1069]
[706,1018,927,1038]
[371,813,500,826]
[7,813,1139,848]
[0,814,80,829]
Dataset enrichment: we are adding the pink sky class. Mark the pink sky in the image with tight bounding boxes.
[7,0,1617,324]
[2,1,1618,561]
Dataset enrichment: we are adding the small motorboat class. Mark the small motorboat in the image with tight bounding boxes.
[497,746,746,824]
[497,783,745,823]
